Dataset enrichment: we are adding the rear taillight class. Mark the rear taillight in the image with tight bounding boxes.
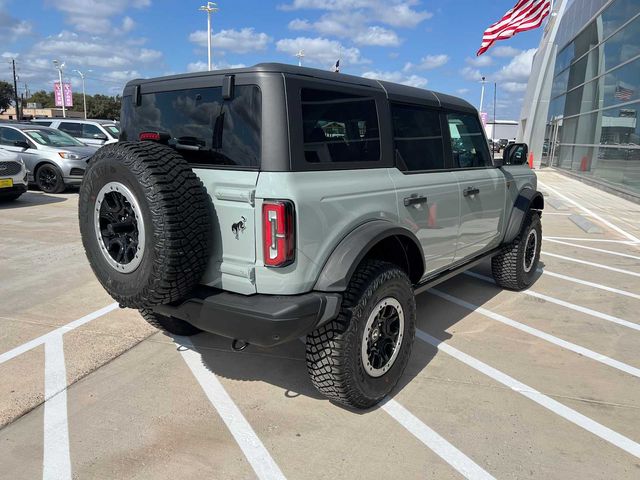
[262,200,295,267]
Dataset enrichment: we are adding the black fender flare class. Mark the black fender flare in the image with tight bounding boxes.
[504,188,544,244]
[314,220,425,292]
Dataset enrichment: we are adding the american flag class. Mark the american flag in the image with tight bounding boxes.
[615,83,634,102]
[477,0,552,56]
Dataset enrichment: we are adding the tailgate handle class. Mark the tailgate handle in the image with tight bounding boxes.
[404,194,427,207]
[463,187,480,197]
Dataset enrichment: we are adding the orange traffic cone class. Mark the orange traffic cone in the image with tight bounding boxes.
[528,152,534,169]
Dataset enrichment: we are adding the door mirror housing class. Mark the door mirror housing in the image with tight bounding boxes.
[14,140,30,150]
[503,143,528,165]
[92,133,108,141]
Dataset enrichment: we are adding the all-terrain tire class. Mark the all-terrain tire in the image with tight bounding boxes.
[139,309,202,336]
[306,260,416,409]
[79,141,212,309]
[492,211,542,290]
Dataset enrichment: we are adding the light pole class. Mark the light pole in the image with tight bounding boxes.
[199,2,219,71]
[479,76,487,114]
[53,60,66,118]
[73,69,91,119]
[295,50,305,67]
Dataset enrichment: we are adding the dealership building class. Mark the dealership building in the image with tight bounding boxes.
[520,0,640,198]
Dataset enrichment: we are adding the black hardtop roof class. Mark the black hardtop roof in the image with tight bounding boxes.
[126,63,476,112]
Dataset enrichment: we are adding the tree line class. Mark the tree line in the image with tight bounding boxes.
[0,80,121,120]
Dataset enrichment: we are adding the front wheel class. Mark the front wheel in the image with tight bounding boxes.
[36,164,65,193]
[306,260,416,409]
[492,211,542,290]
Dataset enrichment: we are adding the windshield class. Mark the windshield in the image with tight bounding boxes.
[104,124,120,138]
[24,129,86,147]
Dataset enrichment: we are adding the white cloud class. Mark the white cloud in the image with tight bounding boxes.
[0,3,32,42]
[466,55,493,67]
[405,54,449,71]
[461,66,483,81]
[457,88,470,95]
[498,48,537,82]
[353,26,400,46]
[492,46,522,57]
[120,16,135,33]
[47,0,150,34]
[186,61,247,73]
[276,37,368,68]
[362,70,428,88]
[189,28,272,54]
[502,82,528,93]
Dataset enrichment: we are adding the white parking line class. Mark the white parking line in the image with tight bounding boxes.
[465,271,640,333]
[540,269,640,301]
[544,236,636,244]
[381,399,496,480]
[538,181,640,244]
[0,303,119,366]
[542,252,640,278]
[430,287,640,378]
[42,335,71,480]
[176,336,287,480]
[544,238,640,260]
[416,329,640,459]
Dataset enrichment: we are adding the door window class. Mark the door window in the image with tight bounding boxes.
[301,88,380,164]
[59,122,83,136]
[447,113,492,168]
[391,103,445,171]
[82,124,105,139]
[0,127,27,146]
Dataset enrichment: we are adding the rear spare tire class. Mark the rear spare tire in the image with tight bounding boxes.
[79,141,212,308]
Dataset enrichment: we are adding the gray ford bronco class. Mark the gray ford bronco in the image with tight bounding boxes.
[78,63,543,409]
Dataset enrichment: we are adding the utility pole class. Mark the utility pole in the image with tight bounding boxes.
[53,60,66,118]
[12,59,20,121]
[74,69,91,119]
[199,2,219,71]
[295,50,305,67]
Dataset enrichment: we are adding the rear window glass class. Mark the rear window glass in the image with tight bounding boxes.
[301,88,380,164]
[121,85,261,168]
[391,103,445,171]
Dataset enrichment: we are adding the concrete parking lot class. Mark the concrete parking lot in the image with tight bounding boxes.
[1,169,639,479]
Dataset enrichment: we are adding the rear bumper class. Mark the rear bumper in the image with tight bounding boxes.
[151,286,342,347]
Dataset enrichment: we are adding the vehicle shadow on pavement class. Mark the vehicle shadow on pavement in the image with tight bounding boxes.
[0,192,67,209]
[184,259,543,412]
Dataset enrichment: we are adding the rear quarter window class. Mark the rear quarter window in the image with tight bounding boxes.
[121,85,261,169]
[301,88,380,165]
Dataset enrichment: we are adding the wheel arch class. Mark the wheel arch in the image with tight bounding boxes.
[314,220,425,292]
[503,187,544,244]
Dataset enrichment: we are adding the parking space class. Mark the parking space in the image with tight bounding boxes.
[1,169,640,479]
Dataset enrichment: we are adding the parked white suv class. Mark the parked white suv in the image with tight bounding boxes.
[0,149,28,201]
[31,119,119,147]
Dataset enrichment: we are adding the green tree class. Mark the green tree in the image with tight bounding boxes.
[27,90,55,108]
[0,81,15,111]
[88,94,121,120]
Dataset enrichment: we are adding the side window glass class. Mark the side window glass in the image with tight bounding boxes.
[447,113,492,168]
[391,103,445,171]
[82,124,104,139]
[0,127,26,145]
[59,122,82,136]
[301,88,380,164]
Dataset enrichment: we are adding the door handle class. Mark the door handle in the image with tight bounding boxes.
[404,194,427,207]
[463,187,480,197]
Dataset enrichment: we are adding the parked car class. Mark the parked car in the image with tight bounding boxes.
[31,119,119,147]
[0,148,28,201]
[78,63,543,409]
[0,123,98,193]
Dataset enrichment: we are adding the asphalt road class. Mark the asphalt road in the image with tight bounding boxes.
[1,169,639,479]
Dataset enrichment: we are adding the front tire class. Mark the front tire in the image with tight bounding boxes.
[492,211,542,290]
[36,164,65,193]
[306,260,416,409]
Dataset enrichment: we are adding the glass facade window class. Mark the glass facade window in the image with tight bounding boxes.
[543,0,640,195]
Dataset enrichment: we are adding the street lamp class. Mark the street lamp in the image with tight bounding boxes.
[53,59,66,118]
[479,76,487,114]
[198,2,219,71]
[73,69,92,120]
[295,50,305,67]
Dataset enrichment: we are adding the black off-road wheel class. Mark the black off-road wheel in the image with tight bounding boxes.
[78,141,212,309]
[492,211,542,290]
[36,164,65,193]
[306,260,416,409]
[139,309,202,336]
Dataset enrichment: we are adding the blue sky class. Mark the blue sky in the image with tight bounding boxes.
[0,0,546,118]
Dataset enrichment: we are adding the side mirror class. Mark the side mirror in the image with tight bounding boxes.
[92,133,108,141]
[503,143,528,165]
[14,140,30,150]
